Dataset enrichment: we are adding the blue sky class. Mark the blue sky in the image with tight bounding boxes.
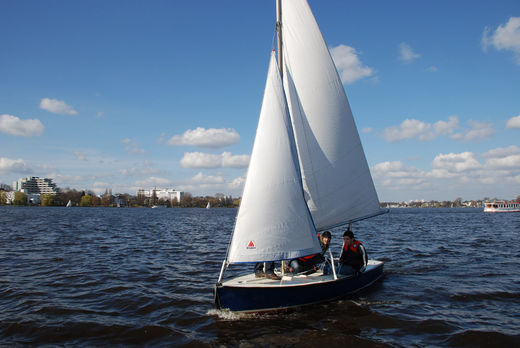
[1,0,519,202]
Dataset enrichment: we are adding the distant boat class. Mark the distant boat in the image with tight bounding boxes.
[484,201,520,213]
[151,205,166,209]
[214,0,386,313]
[206,202,211,209]
[66,200,72,207]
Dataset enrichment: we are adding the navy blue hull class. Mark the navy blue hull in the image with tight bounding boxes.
[214,263,383,313]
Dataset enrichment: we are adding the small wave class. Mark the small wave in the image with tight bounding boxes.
[207,308,284,321]
[450,291,520,302]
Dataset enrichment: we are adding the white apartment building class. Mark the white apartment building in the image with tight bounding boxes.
[137,188,184,202]
[13,177,58,195]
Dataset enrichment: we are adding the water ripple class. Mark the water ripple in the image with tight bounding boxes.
[1,206,519,346]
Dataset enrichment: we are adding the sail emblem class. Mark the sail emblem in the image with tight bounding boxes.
[247,240,256,249]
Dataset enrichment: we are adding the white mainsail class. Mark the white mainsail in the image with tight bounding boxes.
[281,0,382,230]
[227,52,322,263]
[226,0,382,264]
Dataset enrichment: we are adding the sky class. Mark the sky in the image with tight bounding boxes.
[1,0,519,202]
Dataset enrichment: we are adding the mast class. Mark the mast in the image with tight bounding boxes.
[276,0,283,77]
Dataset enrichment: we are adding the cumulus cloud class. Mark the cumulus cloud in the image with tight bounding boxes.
[482,145,520,169]
[450,120,494,141]
[432,152,481,172]
[399,42,421,63]
[180,152,249,169]
[0,157,32,174]
[372,161,427,187]
[121,138,146,154]
[191,172,225,184]
[40,98,77,115]
[372,146,520,200]
[482,17,520,64]
[506,115,520,128]
[167,127,240,148]
[381,116,458,142]
[330,44,374,84]
[0,114,44,137]
[228,175,246,190]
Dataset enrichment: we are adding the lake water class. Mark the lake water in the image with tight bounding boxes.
[1,206,519,347]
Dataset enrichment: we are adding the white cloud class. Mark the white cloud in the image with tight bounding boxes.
[381,116,459,142]
[450,120,494,141]
[372,161,427,188]
[191,172,225,184]
[506,115,520,128]
[380,116,495,143]
[40,98,77,115]
[330,44,374,84]
[228,175,246,190]
[482,145,520,169]
[0,114,44,137]
[167,127,240,148]
[485,154,520,169]
[433,116,459,135]
[180,152,249,169]
[121,138,146,154]
[0,157,32,174]
[482,17,520,64]
[399,42,421,63]
[372,146,520,201]
[482,145,520,158]
[382,119,430,142]
[432,152,481,172]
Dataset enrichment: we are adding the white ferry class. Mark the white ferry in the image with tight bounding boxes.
[483,201,520,213]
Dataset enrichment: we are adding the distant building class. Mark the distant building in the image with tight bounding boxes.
[13,177,58,195]
[137,188,184,202]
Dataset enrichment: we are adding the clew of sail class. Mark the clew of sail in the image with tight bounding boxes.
[281,0,382,230]
[227,52,322,264]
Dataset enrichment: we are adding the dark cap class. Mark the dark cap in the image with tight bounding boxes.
[343,229,354,239]
[322,231,331,239]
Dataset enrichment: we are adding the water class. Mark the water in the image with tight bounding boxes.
[1,206,519,347]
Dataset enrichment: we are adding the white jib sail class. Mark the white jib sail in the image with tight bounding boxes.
[282,0,382,230]
[227,52,322,264]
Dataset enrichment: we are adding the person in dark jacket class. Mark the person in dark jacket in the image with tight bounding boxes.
[339,229,367,276]
[288,231,331,274]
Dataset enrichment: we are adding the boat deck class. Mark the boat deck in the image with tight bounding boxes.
[222,260,383,288]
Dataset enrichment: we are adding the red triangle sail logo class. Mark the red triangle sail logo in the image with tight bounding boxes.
[247,240,255,248]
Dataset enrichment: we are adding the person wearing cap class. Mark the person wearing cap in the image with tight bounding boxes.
[288,231,332,274]
[339,228,367,276]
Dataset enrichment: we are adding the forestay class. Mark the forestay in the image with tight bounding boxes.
[282,0,382,230]
[227,52,322,264]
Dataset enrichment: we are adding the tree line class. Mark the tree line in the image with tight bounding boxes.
[0,188,240,208]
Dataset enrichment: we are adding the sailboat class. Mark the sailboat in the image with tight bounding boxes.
[66,200,72,207]
[206,201,211,209]
[214,0,386,313]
